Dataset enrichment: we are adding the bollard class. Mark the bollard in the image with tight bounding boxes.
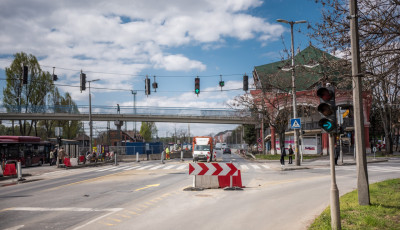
[136,152,140,162]
[161,151,165,164]
[180,150,184,162]
[17,162,24,181]
[114,152,118,166]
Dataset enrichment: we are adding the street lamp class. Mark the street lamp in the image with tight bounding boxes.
[131,90,137,134]
[277,19,307,166]
[88,79,100,155]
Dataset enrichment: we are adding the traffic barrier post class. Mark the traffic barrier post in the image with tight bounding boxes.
[136,152,140,162]
[181,150,184,162]
[161,151,165,164]
[17,161,24,181]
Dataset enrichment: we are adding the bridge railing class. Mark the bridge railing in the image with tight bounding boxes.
[0,105,252,118]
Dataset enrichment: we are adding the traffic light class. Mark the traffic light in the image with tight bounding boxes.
[80,73,86,92]
[52,74,58,81]
[23,66,28,84]
[243,74,248,91]
[152,82,158,90]
[219,81,225,87]
[145,78,151,95]
[195,77,200,95]
[316,86,337,133]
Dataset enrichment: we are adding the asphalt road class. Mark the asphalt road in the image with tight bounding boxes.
[0,152,399,230]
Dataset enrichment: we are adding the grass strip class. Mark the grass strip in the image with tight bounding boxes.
[309,178,400,230]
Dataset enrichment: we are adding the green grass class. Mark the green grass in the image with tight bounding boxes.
[254,154,321,160]
[308,178,400,230]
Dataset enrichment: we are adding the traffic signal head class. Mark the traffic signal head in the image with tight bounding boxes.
[243,74,248,91]
[23,66,28,84]
[53,74,58,81]
[219,81,224,87]
[145,78,151,95]
[316,86,336,133]
[195,77,200,94]
[80,73,86,91]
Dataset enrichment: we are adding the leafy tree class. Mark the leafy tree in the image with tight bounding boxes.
[243,124,256,146]
[3,52,81,139]
[3,52,53,136]
[140,122,157,142]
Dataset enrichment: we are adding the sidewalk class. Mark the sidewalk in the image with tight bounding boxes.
[266,155,390,171]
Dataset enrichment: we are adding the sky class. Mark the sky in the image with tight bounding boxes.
[0,0,324,138]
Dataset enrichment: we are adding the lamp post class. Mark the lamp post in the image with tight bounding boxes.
[88,79,100,155]
[131,90,137,133]
[277,19,307,166]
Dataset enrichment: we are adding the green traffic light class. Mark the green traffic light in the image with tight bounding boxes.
[195,88,200,94]
[319,118,336,133]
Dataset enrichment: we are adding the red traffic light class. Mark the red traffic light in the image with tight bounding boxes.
[316,87,334,101]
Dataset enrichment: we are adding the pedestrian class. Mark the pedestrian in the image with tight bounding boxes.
[165,146,170,160]
[58,147,65,164]
[49,149,54,166]
[54,148,59,166]
[335,143,340,165]
[288,144,294,164]
[280,147,286,166]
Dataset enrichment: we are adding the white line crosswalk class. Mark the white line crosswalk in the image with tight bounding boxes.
[39,162,275,179]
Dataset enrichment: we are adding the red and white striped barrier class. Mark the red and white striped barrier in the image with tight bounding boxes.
[189,162,243,189]
[189,162,238,176]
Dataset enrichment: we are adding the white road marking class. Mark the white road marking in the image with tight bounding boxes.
[176,165,187,170]
[136,165,154,170]
[3,225,24,230]
[96,167,116,172]
[163,165,176,169]
[6,207,123,212]
[250,164,261,169]
[150,165,165,170]
[108,166,132,171]
[123,166,141,171]
[240,165,249,170]
[262,165,270,169]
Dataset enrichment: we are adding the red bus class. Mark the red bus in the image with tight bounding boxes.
[0,136,51,167]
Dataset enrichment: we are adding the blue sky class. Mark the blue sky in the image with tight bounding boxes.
[0,0,324,137]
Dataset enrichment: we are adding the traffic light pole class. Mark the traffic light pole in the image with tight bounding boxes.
[329,133,341,229]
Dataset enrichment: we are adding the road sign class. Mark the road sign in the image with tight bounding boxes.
[290,118,301,129]
[189,163,238,176]
[257,138,262,143]
[258,143,262,152]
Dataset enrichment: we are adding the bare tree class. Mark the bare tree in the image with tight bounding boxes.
[311,0,400,153]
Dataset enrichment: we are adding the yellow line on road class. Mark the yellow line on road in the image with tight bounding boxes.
[135,184,160,191]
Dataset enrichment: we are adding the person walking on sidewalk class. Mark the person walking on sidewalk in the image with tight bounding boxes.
[288,144,294,164]
[280,147,286,166]
[49,149,54,166]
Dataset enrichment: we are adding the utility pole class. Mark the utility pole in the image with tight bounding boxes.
[349,0,370,205]
[329,134,341,229]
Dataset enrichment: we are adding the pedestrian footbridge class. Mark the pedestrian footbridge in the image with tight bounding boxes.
[0,105,256,124]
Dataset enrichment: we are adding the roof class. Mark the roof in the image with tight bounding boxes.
[254,45,342,91]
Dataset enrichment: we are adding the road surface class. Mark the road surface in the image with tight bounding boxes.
[1,152,399,230]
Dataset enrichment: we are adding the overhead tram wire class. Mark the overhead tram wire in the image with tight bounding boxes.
[0,59,246,79]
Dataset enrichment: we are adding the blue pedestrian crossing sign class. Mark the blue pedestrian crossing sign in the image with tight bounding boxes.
[290,118,301,129]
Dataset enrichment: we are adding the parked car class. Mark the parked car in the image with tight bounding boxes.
[223,147,231,154]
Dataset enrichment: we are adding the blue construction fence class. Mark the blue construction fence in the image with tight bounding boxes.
[126,142,163,155]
